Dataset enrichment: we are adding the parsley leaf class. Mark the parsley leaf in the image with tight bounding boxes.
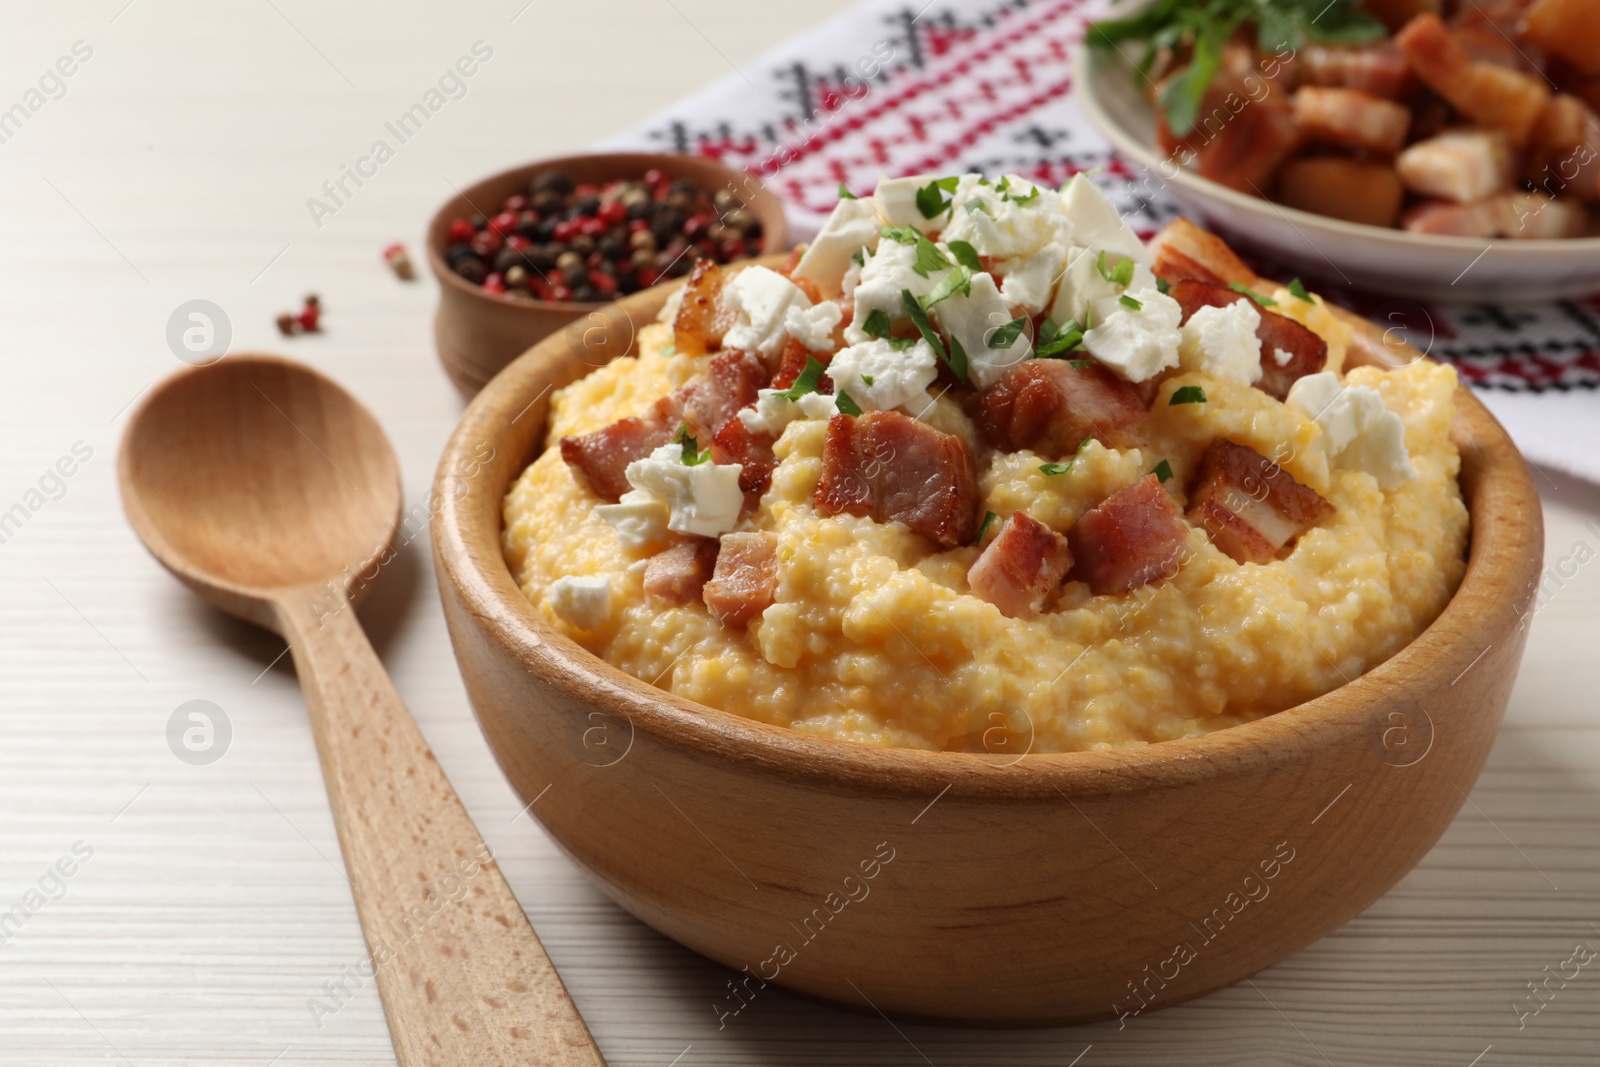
[861,307,919,350]
[834,389,863,417]
[946,239,984,273]
[861,374,874,386]
[675,424,710,465]
[1287,277,1313,303]
[838,183,858,200]
[1151,459,1173,483]
[1169,385,1207,406]
[1068,358,1095,369]
[1096,249,1135,287]
[987,316,1029,350]
[1156,277,1171,295]
[965,197,989,216]
[919,264,972,309]
[851,248,866,268]
[1228,282,1277,308]
[1035,317,1086,358]
[912,234,952,278]
[1119,294,1143,311]
[914,176,961,220]
[977,510,998,542]
[1040,437,1093,476]
[780,356,827,400]
[947,334,970,384]
[880,224,922,245]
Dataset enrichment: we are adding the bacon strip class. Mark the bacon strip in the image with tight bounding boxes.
[1186,439,1335,564]
[1292,87,1411,154]
[1168,280,1327,401]
[967,512,1073,619]
[971,360,1147,455]
[771,337,834,394]
[643,539,719,604]
[710,417,778,504]
[1395,13,1550,146]
[559,416,672,502]
[814,412,979,548]
[673,259,738,357]
[1148,218,1255,287]
[1298,42,1416,100]
[702,532,777,628]
[1068,475,1188,595]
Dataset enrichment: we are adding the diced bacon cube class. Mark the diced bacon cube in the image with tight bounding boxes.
[656,349,768,440]
[967,512,1073,619]
[702,531,777,628]
[814,412,979,548]
[1292,87,1412,154]
[1068,475,1189,595]
[1168,280,1328,401]
[1278,157,1405,228]
[771,337,834,394]
[1298,43,1416,100]
[1529,95,1600,201]
[970,360,1148,456]
[1193,100,1303,194]
[560,415,672,502]
[673,258,738,357]
[710,416,778,503]
[1395,13,1550,146]
[1148,219,1256,287]
[643,539,719,604]
[1186,438,1335,564]
[1396,130,1514,203]
[1520,0,1600,77]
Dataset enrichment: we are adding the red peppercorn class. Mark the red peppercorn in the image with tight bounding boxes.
[297,299,320,332]
[683,213,714,238]
[471,230,503,257]
[530,277,553,300]
[482,272,507,295]
[643,168,664,187]
[628,218,650,233]
[553,218,581,242]
[550,285,573,301]
[588,269,617,294]
[506,234,530,251]
[447,218,475,244]
[578,216,606,238]
[489,212,518,237]
[574,183,599,198]
[597,200,628,226]
[503,194,529,213]
[719,238,744,260]
[636,268,658,287]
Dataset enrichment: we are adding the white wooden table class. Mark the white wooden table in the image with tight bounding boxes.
[2,2,1596,1063]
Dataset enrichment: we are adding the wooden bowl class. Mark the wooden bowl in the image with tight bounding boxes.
[427,152,789,398]
[429,270,1544,1025]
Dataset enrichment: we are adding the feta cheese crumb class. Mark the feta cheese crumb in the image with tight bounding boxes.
[1286,372,1416,490]
[739,388,839,436]
[624,444,745,537]
[594,489,670,552]
[940,174,1072,260]
[1048,245,1158,327]
[1081,286,1183,382]
[873,175,934,229]
[549,575,612,631]
[783,300,843,351]
[846,238,943,343]
[934,271,1033,389]
[793,197,883,297]
[658,285,685,326]
[996,242,1067,316]
[826,337,939,411]
[1060,174,1151,266]
[1178,300,1263,386]
[722,266,810,358]
[1273,347,1294,367]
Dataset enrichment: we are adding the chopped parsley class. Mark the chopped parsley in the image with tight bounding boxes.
[851,248,866,268]
[861,374,875,386]
[880,224,922,245]
[1119,294,1144,311]
[860,307,917,350]
[965,197,989,215]
[987,316,1029,350]
[1004,183,1041,205]
[1068,358,1095,369]
[838,183,858,200]
[1156,277,1171,294]
[675,424,710,465]
[1035,317,1086,358]
[919,263,973,309]
[946,239,984,273]
[912,234,953,278]
[977,510,998,542]
[779,356,827,400]
[1039,437,1094,476]
[1169,385,1208,406]
[1151,459,1173,482]
[1287,277,1313,303]
[1096,249,1136,288]
[914,176,960,220]
[1228,282,1277,308]
[902,289,967,383]
[834,389,863,417]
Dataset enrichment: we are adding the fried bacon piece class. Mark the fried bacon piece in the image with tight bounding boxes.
[1396,130,1514,203]
[967,512,1073,619]
[1068,475,1189,596]
[710,417,778,503]
[1298,43,1416,100]
[1168,280,1328,401]
[971,360,1148,455]
[561,349,766,502]
[673,259,738,357]
[814,412,979,548]
[1184,101,1303,195]
[1278,157,1406,228]
[1149,218,1255,287]
[1404,193,1590,239]
[643,539,719,605]
[701,532,778,628]
[771,337,834,393]
[1519,0,1600,76]
[1186,439,1335,564]
[1395,13,1550,146]
[1292,87,1412,154]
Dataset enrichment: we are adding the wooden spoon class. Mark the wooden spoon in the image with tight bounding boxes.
[118,354,607,1067]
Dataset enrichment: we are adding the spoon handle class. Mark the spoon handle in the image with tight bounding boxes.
[277,593,608,1067]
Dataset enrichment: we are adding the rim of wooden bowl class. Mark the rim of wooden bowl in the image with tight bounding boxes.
[430,270,1544,802]
[425,151,791,313]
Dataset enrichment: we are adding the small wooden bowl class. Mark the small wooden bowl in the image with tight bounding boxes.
[427,152,789,398]
[430,272,1544,1025]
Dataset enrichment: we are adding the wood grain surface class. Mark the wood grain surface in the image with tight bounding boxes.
[0,1,1596,1064]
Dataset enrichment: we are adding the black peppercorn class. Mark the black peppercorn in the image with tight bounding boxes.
[597,234,628,261]
[572,284,600,303]
[493,247,524,274]
[531,169,574,197]
[454,257,487,284]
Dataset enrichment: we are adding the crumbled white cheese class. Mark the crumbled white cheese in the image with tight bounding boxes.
[826,337,939,411]
[549,575,612,631]
[873,175,934,229]
[996,242,1067,316]
[783,300,843,351]
[792,197,883,297]
[841,251,866,301]
[1081,286,1183,382]
[738,388,839,436]
[1060,174,1151,266]
[940,174,1072,260]
[722,266,811,358]
[1048,244,1158,327]
[594,489,670,553]
[934,271,1033,389]
[658,285,685,326]
[1178,300,1263,386]
[1286,372,1416,490]
[1273,347,1294,367]
[624,444,745,537]
[846,237,944,343]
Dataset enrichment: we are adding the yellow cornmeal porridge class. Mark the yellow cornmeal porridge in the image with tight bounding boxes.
[504,315,1468,753]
